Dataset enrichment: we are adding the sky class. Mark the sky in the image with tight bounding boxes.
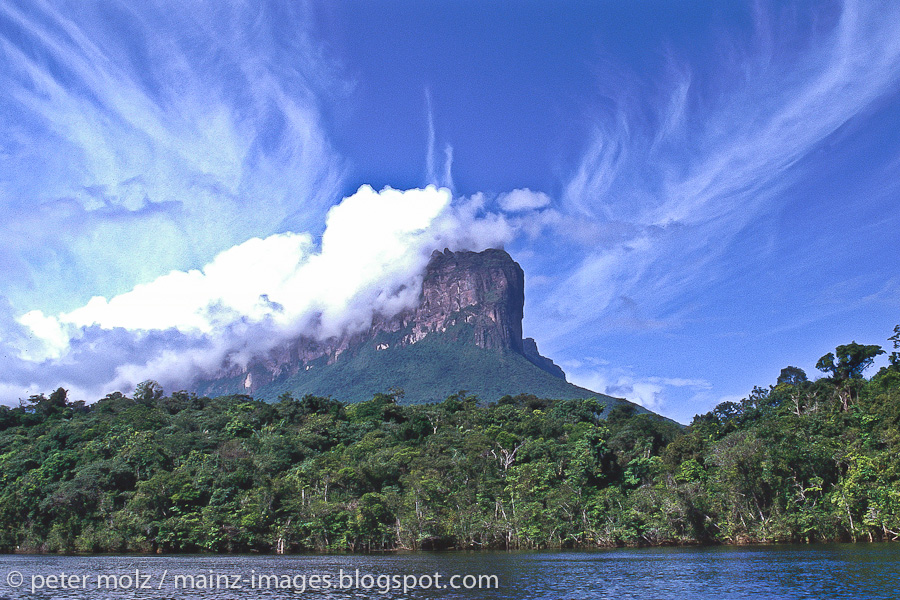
[1,0,899,423]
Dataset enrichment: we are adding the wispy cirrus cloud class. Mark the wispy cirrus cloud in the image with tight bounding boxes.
[533,0,900,343]
[0,0,344,316]
[424,88,454,191]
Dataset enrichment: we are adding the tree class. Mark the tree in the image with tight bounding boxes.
[816,342,884,411]
[23,387,68,419]
[777,366,808,386]
[776,367,809,416]
[889,325,900,369]
[134,380,164,404]
[816,342,884,382]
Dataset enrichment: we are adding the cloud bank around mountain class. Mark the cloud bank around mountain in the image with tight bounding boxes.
[6,185,520,400]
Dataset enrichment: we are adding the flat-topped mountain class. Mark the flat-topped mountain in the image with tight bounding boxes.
[197,249,644,415]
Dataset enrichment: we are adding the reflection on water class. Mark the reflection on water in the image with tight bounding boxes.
[1,543,898,600]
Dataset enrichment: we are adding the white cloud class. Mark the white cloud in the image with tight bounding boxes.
[563,359,712,412]
[424,90,455,191]
[12,185,515,397]
[498,188,552,212]
[16,310,70,361]
[647,377,712,389]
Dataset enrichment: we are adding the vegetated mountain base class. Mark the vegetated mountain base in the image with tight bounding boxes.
[202,325,634,414]
[195,248,627,409]
[2,329,899,553]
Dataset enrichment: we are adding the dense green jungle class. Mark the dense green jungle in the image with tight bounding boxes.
[1,328,898,554]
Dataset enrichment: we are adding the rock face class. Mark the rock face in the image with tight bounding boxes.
[212,248,566,395]
[406,248,525,352]
[522,337,567,379]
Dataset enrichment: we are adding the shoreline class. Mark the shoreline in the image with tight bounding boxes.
[3,538,896,557]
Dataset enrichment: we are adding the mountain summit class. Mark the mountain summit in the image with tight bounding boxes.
[197,249,639,413]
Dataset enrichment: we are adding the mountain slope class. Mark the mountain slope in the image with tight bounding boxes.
[196,248,647,415]
[201,323,639,414]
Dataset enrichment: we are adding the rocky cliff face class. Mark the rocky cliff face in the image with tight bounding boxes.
[405,248,525,352]
[216,248,565,394]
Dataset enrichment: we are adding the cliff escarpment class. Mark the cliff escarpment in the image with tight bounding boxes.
[198,248,626,410]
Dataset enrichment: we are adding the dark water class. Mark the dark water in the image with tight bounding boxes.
[1,544,898,599]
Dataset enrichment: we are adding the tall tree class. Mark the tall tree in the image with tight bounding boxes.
[816,342,884,410]
[816,342,884,382]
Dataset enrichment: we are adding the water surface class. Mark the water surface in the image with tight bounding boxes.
[1,543,897,599]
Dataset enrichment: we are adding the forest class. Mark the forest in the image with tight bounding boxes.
[0,327,898,553]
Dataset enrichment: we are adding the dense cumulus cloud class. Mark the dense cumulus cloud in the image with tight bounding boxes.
[4,185,517,400]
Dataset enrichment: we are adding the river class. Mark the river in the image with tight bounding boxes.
[1,543,897,599]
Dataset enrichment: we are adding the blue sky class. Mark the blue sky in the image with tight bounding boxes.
[1,0,899,423]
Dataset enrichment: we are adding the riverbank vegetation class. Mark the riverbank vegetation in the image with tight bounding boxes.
[0,329,898,553]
